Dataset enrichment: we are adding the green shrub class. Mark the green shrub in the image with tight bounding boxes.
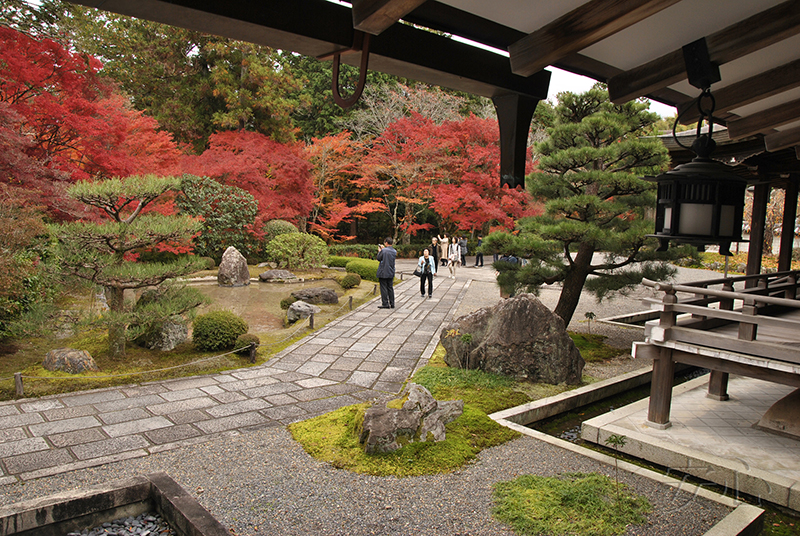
[234,333,260,355]
[337,273,362,289]
[262,219,298,244]
[328,244,375,259]
[264,233,328,270]
[198,256,216,270]
[327,256,352,268]
[280,296,297,310]
[346,258,380,282]
[192,310,248,351]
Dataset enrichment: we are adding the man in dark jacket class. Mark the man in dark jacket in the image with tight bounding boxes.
[376,237,397,309]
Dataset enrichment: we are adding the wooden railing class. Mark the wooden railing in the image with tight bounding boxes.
[642,271,800,365]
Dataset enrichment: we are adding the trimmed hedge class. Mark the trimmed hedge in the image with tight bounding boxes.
[326,255,352,268]
[345,259,380,282]
[234,333,260,355]
[328,244,375,259]
[337,273,361,289]
[264,233,329,270]
[192,310,248,351]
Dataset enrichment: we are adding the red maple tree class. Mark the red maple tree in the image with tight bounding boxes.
[183,130,314,228]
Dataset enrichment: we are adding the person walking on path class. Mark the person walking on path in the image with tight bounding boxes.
[376,237,396,308]
[437,234,449,267]
[417,248,436,298]
[458,236,468,266]
[447,237,461,279]
[474,235,484,267]
[429,237,440,272]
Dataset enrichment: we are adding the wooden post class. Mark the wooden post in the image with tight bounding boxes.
[746,180,770,284]
[738,298,758,341]
[349,296,353,310]
[778,176,798,272]
[14,372,23,397]
[248,342,257,364]
[707,371,730,401]
[647,347,675,428]
[309,312,314,329]
[373,284,377,295]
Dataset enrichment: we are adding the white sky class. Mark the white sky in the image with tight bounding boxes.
[547,67,677,118]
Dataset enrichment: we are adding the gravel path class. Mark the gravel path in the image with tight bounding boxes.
[0,426,730,536]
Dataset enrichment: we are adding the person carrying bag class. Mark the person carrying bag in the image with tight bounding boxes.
[417,248,436,298]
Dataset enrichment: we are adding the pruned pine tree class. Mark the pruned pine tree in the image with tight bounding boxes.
[51,175,207,358]
[488,87,677,325]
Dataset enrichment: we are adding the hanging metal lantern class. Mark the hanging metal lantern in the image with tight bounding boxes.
[648,140,748,256]
[647,39,749,256]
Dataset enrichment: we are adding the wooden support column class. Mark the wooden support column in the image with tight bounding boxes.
[779,175,799,272]
[708,279,733,401]
[492,94,540,189]
[647,346,675,429]
[746,179,770,285]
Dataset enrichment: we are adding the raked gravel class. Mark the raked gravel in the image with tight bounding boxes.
[0,425,730,536]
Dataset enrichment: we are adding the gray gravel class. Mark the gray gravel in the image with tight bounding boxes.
[70,513,175,536]
[0,426,730,535]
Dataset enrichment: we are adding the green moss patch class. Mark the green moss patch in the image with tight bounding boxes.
[569,332,627,363]
[288,403,518,477]
[493,472,651,536]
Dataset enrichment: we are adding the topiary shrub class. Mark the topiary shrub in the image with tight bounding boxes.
[327,255,352,268]
[198,256,216,270]
[345,259,380,282]
[280,296,297,310]
[192,310,248,351]
[234,333,260,355]
[264,233,328,271]
[337,273,362,289]
[262,219,298,244]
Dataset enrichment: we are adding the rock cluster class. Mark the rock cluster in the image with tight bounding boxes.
[290,287,339,304]
[359,384,463,454]
[217,246,250,287]
[259,269,296,282]
[439,293,584,384]
[43,348,99,374]
[287,301,320,323]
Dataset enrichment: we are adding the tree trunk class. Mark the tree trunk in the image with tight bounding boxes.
[553,243,594,325]
[104,285,127,359]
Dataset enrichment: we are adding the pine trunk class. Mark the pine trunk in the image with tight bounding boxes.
[104,285,127,359]
[553,243,594,325]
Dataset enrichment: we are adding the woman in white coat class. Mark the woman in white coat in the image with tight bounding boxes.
[447,237,460,279]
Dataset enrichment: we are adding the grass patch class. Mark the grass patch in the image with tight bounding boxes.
[492,472,651,536]
[569,332,626,363]
[288,403,519,477]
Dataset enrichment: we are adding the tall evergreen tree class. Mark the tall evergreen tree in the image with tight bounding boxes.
[486,87,676,325]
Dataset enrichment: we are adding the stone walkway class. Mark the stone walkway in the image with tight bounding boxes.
[0,264,482,485]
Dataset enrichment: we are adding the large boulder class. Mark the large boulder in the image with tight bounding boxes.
[134,320,188,351]
[290,287,339,305]
[439,293,584,384]
[259,269,296,282]
[287,301,321,323]
[359,384,463,454]
[218,246,250,287]
[43,348,100,374]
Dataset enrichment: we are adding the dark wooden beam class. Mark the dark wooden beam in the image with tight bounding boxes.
[747,178,770,279]
[727,97,800,140]
[64,0,550,100]
[508,0,680,78]
[671,351,800,388]
[352,0,427,35]
[609,0,800,104]
[766,126,800,153]
[492,94,541,189]
[779,176,799,272]
[677,58,800,125]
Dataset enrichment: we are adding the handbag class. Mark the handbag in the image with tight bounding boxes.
[412,267,423,277]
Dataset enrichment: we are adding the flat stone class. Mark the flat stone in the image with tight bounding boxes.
[48,428,107,448]
[0,437,49,458]
[195,412,268,434]
[102,416,173,438]
[4,449,74,474]
[71,435,151,460]
[145,424,202,445]
[29,416,101,437]
[99,408,151,425]
[205,399,271,418]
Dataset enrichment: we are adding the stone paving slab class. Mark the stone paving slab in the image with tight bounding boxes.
[0,269,476,483]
